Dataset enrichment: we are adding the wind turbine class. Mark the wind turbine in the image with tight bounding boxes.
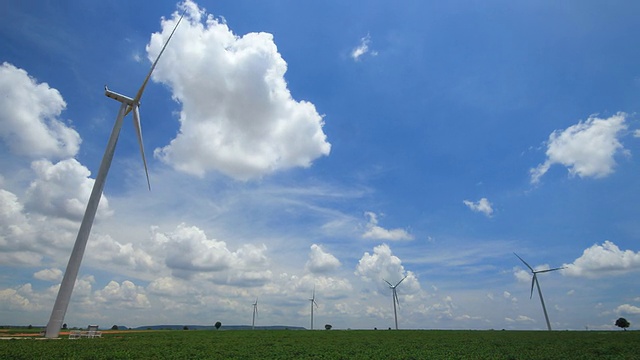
[252,298,258,330]
[384,276,407,330]
[309,287,318,330]
[43,11,186,339]
[514,253,565,331]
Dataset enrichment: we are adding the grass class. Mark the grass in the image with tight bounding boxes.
[1,329,638,359]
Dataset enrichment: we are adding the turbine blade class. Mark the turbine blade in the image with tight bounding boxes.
[384,279,393,287]
[396,275,408,287]
[133,106,151,190]
[514,252,534,272]
[537,266,565,273]
[133,9,186,104]
[530,274,536,299]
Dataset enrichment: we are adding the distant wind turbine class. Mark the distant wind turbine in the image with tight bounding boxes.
[252,298,258,330]
[514,253,565,331]
[309,287,318,330]
[44,11,186,339]
[384,276,407,330]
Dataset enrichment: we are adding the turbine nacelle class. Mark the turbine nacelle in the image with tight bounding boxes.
[384,275,408,289]
[104,87,135,106]
[309,288,318,307]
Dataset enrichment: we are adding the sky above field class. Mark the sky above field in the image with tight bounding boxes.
[1,0,640,331]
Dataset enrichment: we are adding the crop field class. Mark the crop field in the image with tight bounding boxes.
[1,329,638,359]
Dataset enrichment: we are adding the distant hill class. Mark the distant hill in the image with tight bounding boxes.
[133,325,306,331]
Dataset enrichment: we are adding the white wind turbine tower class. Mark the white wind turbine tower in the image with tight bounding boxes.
[252,298,258,330]
[514,253,565,331]
[309,287,318,330]
[44,11,186,339]
[384,275,407,330]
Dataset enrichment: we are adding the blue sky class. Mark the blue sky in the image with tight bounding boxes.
[1,0,640,331]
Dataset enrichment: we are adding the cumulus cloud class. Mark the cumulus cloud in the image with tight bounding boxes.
[160,223,271,286]
[147,276,189,297]
[355,243,420,295]
[0,62,80,159]
[530,113,628,184]
[25,159,112,221]
[615,304,640,315]
[33,268,63,282]
[563,241,640,278]
[94,280,151,309]
[305,244,341,273]
[634,129,640,137]
[513,266,531,283]
[463,198,493,217]
[362,212,413,241]
[164,223,237,273]
[0,188,58,266]
[0,284,40,311]
[149,1,330,180]
[0,189,32,246]
[88,233,156,272]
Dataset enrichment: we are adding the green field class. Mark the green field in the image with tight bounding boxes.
[1,329,638,359]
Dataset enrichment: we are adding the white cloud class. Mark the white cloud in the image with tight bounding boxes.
[147,276,188,297]
[150,1,330,180]
[33,268,63,282]
[25,159,112,221]
[0,188,32,244]
[94,280,151,309]
[0,188,54,266]
[355,243,420,295]
[513,267,531,283]
[0,284,40,311]
[634,129,640,138]
[88,233,156,272]
[0,62,80,159]
[305,244,341,273]
[563,241,640,278]
[362,212,413,241]
[462,198,493,217]
[164,223,237,274]
[505,315,535,323]
[616,304,640,315]
[531,113,628,184]
[160,223,271,286]
[351,34,377,61]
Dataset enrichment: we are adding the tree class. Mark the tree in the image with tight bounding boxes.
[325,324,332,330]
[215,321,222,330]
[62,323,67,330]
[111,325,119,330]
[183,326,189,330]
[615,317,630,331]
